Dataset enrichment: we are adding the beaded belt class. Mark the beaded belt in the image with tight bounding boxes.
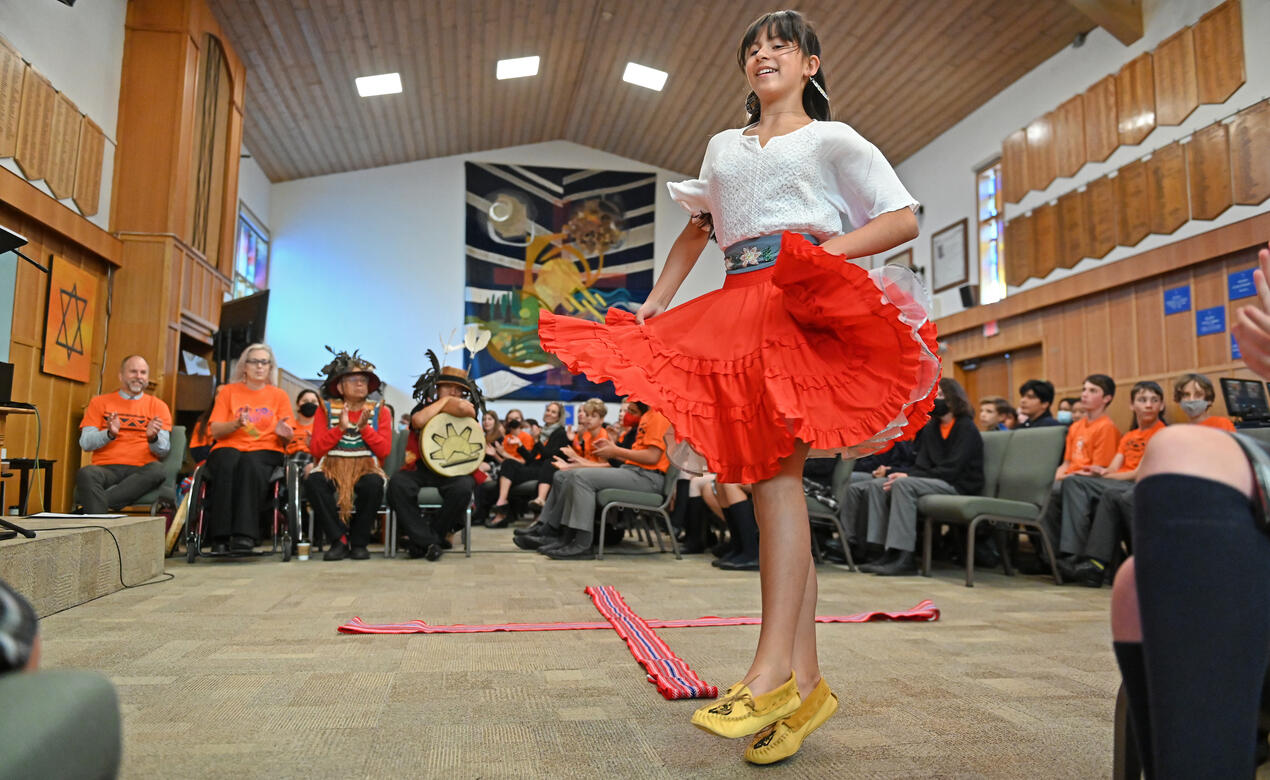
[723,232,819,275]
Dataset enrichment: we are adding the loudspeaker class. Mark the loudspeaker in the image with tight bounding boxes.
[0,362,13,404]
[958,284,978,308]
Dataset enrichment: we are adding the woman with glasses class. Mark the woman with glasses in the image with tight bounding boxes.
[204,343,295,553]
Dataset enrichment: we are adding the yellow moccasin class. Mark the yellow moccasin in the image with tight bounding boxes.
[744,677,838,764]
[690,672,801,739]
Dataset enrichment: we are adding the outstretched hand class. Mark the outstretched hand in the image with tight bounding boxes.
[1233,242,1270,380]
[634,299,666,325]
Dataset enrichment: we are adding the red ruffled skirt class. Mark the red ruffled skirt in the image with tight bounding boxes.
[537,232,941,483]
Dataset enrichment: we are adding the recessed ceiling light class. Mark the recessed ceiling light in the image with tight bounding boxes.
[355,72,402,97]
[623,62,667,91]
[497,56,540,80]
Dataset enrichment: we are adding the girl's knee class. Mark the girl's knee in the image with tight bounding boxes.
[1137,425,1253,497]
[1110,557,1141,642]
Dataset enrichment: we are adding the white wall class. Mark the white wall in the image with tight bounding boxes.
[267,139,720,402]
[0,0,126,232]
[237,144,272,227]
[895,0,1270,318]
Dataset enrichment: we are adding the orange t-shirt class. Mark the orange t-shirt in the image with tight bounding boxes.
[939,420,955,439]
[209,382,294,453]
[1062,414,1121,475]
[1198,416,1236,432]
[502,430,535,461]
[628,411,671,472]
[1116,419,1165,473]
[287,420,314,455]
[573,427,611,462]
[80,392,173,466]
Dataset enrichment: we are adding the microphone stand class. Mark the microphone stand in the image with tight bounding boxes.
[0,517,35,538]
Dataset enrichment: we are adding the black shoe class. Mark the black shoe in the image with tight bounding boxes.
[544,540,595,560]
[717,557,759,571]
[424,543,442,561]
[873,550,918,576]
[439,537,453,550]
[211,540,229,555]
[1018,555,1054,576]
[1055,556,1079,583]
[514,522,546,539]
[230,535,255,553]
[538,538,571,555]
[973,536,1001,568]
[324,541,350,561]
[1070,560,1106,588]
[857,549,899,574]
[514,531,555,551]
[350,546,370,560]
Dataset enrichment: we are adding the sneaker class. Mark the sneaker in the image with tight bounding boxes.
[1071,559,1107,588]
[745,678,838,765]
[691,672,801,739]
[324,541,350,561]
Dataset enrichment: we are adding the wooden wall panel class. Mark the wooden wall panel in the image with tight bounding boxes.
[1187,123,1233,221]
[1115,161,1150,247]
[0,38,23,157]
[1152,27,1198,126]
[1054,94,1086,179]
[1193,261,1229,368]
[1116,53,1155,147]
[1083,293,1112,374]
[1107,287,1138,380]
[1006,213,1035,285]
[72,118,104,217]
[1231,100,1270,206]
[1032,202,1060,279]
[1146,141,1189,235]
[45,95,80,200]
[1002,128,1030,203]
[1135,278,1168,378]
[14,67,54,181]
[1194,0,1245,104]
[1057,189,1087,269]
[1026,112,1058,192]
[1084,75,1119,163]
[1086,175,1118,258]
[1160,268,1198,374]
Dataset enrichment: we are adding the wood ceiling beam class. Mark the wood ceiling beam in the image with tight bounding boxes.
[1067,0,1143,46]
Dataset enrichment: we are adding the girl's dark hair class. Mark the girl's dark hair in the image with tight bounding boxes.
[939,377,973,420]
[295,388,319,406]
[737,10,830,124]
[1129,380,1166,430]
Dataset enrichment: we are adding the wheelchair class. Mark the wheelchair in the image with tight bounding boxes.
[183,458,304,562]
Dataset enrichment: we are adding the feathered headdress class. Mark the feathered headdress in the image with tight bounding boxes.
[319,346,381,399]
[412,349,486,413]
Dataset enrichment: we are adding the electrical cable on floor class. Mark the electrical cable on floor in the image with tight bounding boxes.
[32,523,174,619]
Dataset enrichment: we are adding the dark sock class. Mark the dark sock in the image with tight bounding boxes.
[730,499,760,562]
[714,508,740,559]
[1113,641,1153,779]
[1133,474,1270,777]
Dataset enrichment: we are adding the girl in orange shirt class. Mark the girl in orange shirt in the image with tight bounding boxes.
[1173,372,1236,432]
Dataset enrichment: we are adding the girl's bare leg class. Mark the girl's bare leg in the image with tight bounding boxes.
[495,475,512,505]
[701,479,725,521]
[536,482,550,502]
[790,554,821,699]
[742,441,813,697]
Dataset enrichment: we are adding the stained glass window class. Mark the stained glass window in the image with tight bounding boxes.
[231,205,269,300]
[977,162,1006,305]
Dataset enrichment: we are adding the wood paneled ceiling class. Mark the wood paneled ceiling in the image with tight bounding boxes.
[208,0,1097,183]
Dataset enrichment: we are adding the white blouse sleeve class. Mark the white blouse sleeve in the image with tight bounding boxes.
[821,122,918,230]
[666,134,719,216]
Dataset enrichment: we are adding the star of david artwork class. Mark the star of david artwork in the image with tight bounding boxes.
[41,256,97,383]
[55,282,88,361]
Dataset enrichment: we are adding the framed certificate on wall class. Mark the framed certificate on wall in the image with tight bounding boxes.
[931,219,969,293]
[883,248,913,269]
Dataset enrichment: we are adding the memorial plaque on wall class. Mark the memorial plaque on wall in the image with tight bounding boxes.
[73,117,104,217]
[1032,202,1060,280]
[1057,189,1088,269]
[1026,112,1058,192]
[1086,175,1118,258]
[1187,122,1233,220]
[1152,27,1199,126]
[1115,160,1150,247]
[1005,213,1035,286]
[1117,53,1156,147]
[1002,127,1029,203]
[1054,94,1086,179]
[45,93,80,200]
[1084,75,1119,163]
[1146,142,1188,235]
[13,66,54,181]
[1231,100,1270,206]
[1194,0,1245,104]
[0,39,23,158]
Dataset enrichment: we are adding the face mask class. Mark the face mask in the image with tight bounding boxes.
[1055,410,1073,424]
[298,402,318,418]
[622,412,641,428]
[1180,399,1209,418]
[931,399,950,418]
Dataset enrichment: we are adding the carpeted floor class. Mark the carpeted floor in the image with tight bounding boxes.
[40,528,1124,779]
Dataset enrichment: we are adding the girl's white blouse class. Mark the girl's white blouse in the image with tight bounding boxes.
[666,120,918,250]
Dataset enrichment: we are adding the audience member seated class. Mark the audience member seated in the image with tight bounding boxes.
[481,410,504,464]
[1017,379,1060,428]
[1055,381,1166,586]
[1174,372,1235,432]
[387,355,483,561]
[673,472,723,554]
[1032,374,1121,572]
[0,578,39,674]
[1056,396,1080,424]
[977,396,1014,431]
[1111,239,1270,777]
[848,439,916,488]
[305,350,391,561]
[204,343,294,553]
[529,402,570,508]
[850,378,984,576]
[75,354,172,514]
[487,414,555,527]
[513,407,671,560]
[288,388,321,472]
[711,482,758,570]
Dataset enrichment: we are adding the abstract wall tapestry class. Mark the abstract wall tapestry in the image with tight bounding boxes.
[41,254,96,383]
[464,162,656,400]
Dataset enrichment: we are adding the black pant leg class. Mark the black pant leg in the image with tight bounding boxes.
[349,473,385,548]
[388,468,437,548]
[434,475,475,537]
[304,471,346,544]
[231,450,282,541]
[103,461,167,510]
[204,448,242,540]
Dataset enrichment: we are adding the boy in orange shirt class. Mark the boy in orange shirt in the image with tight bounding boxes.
[1034,374,1121,572]
[76,355,173,513]
[1056,381,1166,585]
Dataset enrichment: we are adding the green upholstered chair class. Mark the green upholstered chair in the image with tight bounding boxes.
[917,425,1067,586]
[384,429,473,558]
[596,466,681,560]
